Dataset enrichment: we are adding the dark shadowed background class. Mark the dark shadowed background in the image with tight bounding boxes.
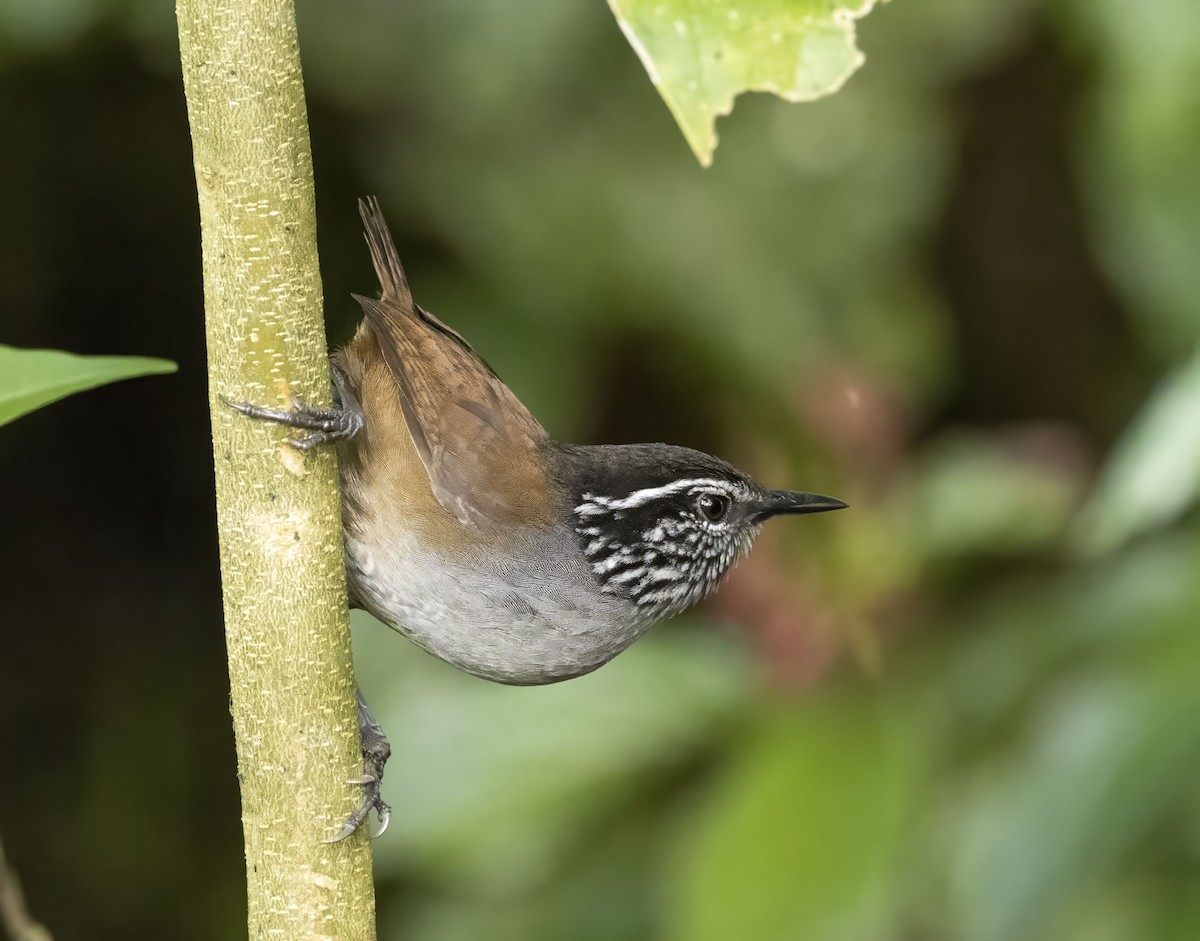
[2,1,1199,939]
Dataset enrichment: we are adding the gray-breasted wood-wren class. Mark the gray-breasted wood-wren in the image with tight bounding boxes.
[230,198,846,836]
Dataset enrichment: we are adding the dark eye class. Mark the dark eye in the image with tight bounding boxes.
[695,492,730,522]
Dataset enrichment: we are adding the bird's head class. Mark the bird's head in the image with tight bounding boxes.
[562,443,845,622]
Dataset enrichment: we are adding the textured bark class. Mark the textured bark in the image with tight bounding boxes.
[176,0,377,936]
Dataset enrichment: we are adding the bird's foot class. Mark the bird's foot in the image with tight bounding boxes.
[324,689,393,843]
[222,395,364,449]
[225,363,363,449]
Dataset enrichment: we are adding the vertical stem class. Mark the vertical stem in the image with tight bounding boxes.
[176,0,377,936]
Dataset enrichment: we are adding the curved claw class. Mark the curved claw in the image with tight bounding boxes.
[322,821,360,845]
[373,804,391,839]
[323,797,391,844]
[324,794,374,843]
[323,779,390,843]
[288,434,324,451]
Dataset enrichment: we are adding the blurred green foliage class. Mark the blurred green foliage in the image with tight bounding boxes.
[2,0,1199,939]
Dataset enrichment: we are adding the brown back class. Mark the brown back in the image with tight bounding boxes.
[351,198,554,531]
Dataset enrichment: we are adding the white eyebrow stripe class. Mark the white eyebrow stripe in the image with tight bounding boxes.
[578,477,739,513]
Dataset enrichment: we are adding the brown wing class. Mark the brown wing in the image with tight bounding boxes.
[354,197,553,528]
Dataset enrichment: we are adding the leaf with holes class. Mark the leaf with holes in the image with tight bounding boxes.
[608,0,887,166]
[0,345,177,427]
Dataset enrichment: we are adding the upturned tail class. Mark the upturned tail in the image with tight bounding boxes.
[357,196,413,309]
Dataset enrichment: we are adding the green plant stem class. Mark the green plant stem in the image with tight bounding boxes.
[175,0,376,936]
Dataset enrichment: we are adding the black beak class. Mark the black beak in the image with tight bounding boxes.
[751,490,848,522]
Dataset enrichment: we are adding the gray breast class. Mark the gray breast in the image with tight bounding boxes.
[345,522,648,686]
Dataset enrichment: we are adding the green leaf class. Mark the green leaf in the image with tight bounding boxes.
[913,431,1082,557]
[943,604,1200,941]
[664,698,919,941]
[608,0,887,166]
[930,536,1200,941]
[0,345,177,427]
[1075,352,1200,554]
[1062,0,1200,352]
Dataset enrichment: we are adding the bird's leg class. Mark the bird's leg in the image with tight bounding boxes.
[325,687,393,843]
[224,364,364,450]
[227,364,385,838]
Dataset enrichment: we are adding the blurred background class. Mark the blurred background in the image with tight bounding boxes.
[2,0,1200,938]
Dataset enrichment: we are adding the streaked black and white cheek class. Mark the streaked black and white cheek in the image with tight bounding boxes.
[572,480,765,622]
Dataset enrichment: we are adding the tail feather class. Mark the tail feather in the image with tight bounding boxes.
[347,198,552,528]
[358,196,413,308]
[355,196,491,369]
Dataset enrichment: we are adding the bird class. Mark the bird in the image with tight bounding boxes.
[228,197,846,837]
